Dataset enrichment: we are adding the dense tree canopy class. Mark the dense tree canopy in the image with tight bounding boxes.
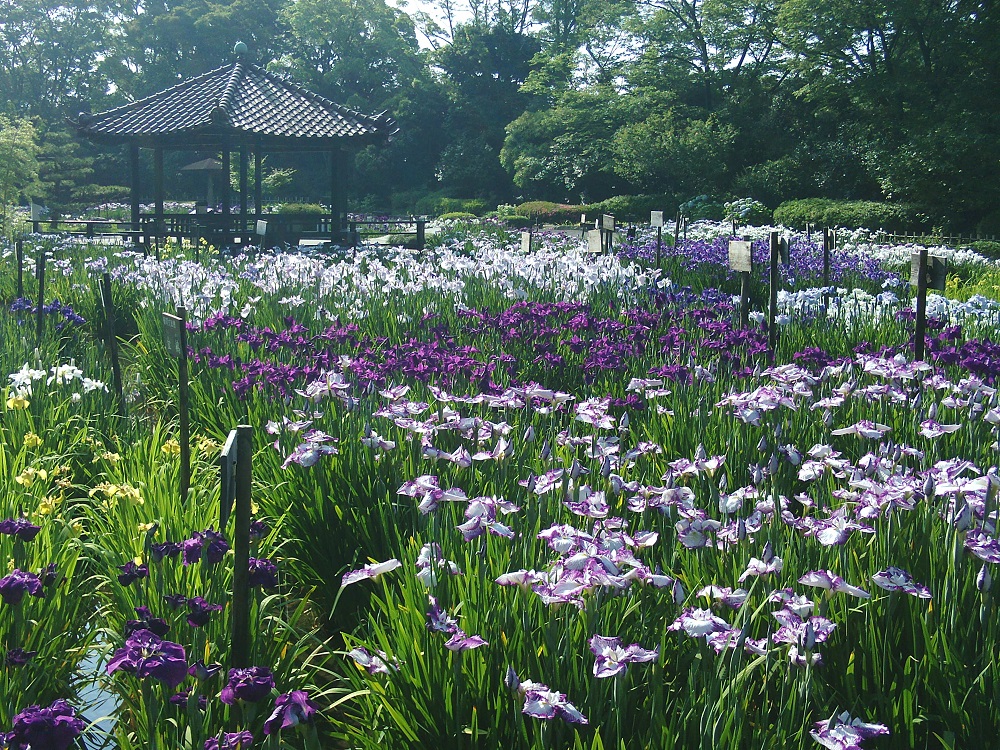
[1,0,997,228]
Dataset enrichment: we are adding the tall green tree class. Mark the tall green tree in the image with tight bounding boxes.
[0,115,42,236]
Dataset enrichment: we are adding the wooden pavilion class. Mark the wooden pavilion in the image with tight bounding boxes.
[74,44,397,248]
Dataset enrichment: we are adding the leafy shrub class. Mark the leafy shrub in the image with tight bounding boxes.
[515,201,584,224]
[277,202,326,215]
[679,195,724,221]
[975,210,1000,238]
[504,215,533,229]
[773,198,924,232]
[969,241,1000,260]
[724,198,771,225]
[731,157,803,208]
[587,194,675,222]
[437,212,477,222]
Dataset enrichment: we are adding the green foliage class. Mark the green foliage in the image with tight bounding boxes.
[723,198,771,225]
[437,212,477,222]
[731,157,806,209]
[589,194,675,222]
[773,198,924,232]
[0,115,42,236]
[515,201,583,224]
[277,203,327,215]
[613,113,736,197]
[37,125,95,221]
[679,195,724,221]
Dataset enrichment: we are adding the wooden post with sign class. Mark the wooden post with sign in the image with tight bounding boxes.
[602,214,615,253]
[35,249,45,346]
[230,424,253,669]
[912,247,929,361]
[579,213,587,239]
[729,239,753,329]
[16,240,24,298]
[163,308,191,504]
[520,230,532,254]
[768,232,780,363]
[673,212,681,246]
[218,428,238,531]
[651,211,664,266]
[822,228,833,309]
[100,273,126,414]
[256,219,267,255]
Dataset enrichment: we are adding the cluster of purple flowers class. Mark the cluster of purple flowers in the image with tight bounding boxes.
[7,297,86,327]
[1,700,86,750]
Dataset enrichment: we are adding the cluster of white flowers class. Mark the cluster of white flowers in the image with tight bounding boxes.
[8,361,107,401]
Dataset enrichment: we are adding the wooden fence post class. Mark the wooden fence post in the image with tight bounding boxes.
[100,273,126,415]
[230,425,253,668]
[35,249,45,346]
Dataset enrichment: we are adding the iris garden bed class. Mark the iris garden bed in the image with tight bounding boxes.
[1,221,998,749]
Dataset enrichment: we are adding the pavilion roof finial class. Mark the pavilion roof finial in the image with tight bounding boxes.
[233,41,248,59]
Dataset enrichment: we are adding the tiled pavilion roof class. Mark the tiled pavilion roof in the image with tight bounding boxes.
[75,60,397,149]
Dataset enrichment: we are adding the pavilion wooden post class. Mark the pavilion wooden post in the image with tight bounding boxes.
[129,144,141,247]
[154,146,165,252]
[331,148,347,236]
[230,424,253,669]
[221,149,231,242]
[253,147,262,222]
[239,146,249,246]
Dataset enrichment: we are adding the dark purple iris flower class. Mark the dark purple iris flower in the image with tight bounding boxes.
[0,517,41,542]
[220,666,275,705]
[0,569,45,605]
[106,628,188,689]
[186,597,224,628]
[169,690,208,710]
[40,563,57,587]
[248,558,278,589]
[188,660,223,681]
[163,593,189,609]
[182,529,230,566]
[204,730,254,749]
[125,606,170,638]
[151,541,181,563]
[117,561,149,586]
[262,690,319,735]
[4,699,86,750]
[5,648,37,667]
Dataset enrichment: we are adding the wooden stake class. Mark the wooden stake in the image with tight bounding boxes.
[35,250,45,346]
[230,424,253,668]
[100,273,126,415]
[914,247,929,362]
[768,232,780,363]
[177,306,191,504]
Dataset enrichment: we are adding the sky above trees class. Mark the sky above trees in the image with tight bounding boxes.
[1,0,998,230]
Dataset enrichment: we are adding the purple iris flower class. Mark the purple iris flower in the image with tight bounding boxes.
[871,567,932,599]
[519,681,588,725]
[186,597,224,628]
[588,634,658,678]
[426,596,459,634]
[106,629,188,689]
[0,569,45,605]
[248,558,279,589]
[444,630,489,652]
[151,541,181,562]
[125,606,170,638]
[0,517,41,542]
[169,691,208,710]
[347,647,398,675]
[341,558,401,587]
[188,660,223,680]
[799,570,871,599]
[117,561,149,586]
[5,648,37,667]
[40,563,57,587]
[182,529,230,566]
[204,730,254,749]
[263,690,319,735]
[4,699,86,750]
[163,593,189,609]
[668,607,730,639]
[810,711,889,749]
[220,666,275,705]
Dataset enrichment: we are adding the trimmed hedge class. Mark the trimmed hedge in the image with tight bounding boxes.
[773,199,925,232]
[277,202,326,214]
[515,195,676,225]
